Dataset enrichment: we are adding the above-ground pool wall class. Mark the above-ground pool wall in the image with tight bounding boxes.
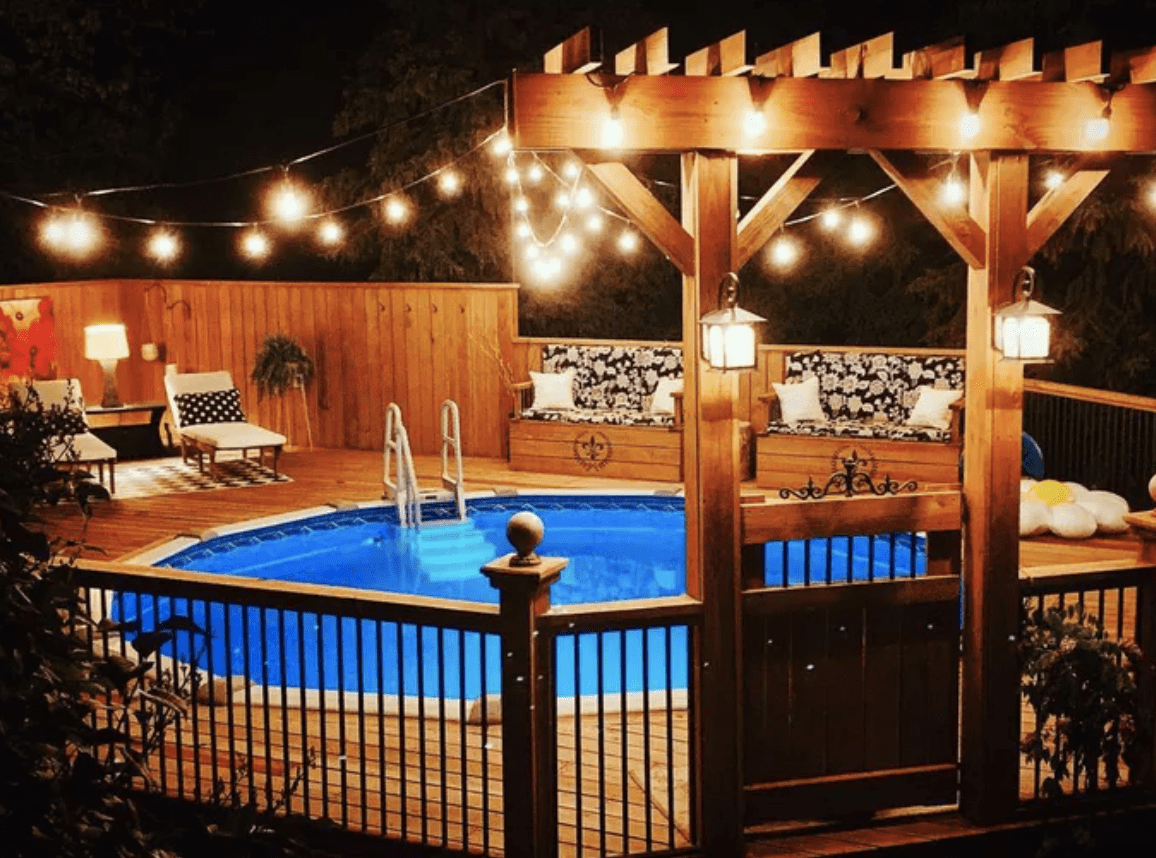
[0,279,519,456]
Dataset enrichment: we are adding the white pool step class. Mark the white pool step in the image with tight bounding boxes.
[407,519,499,582]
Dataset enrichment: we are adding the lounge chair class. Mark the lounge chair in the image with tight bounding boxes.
[164,370,286,478]
[9,378,118,493]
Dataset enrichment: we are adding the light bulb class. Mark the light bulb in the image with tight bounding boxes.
[559,232,579,254]
[66,214,98,254]
[384,196,409,224]
[960,112,980,139]
[1084,116,1110,143]
[527,163,543,183]
[515,222,532,239]
[147,230,180,262]
[533,255,563,282]
[819,208,843,231]
[769,234,800,268]
[513,196,529,214]
[847,214,874,247]
[586,213,604,232]
[437,169,462,197]
[41,215,67,247]
[554,191,571,209]
[602,108,624,149]
[524,244,540,261]
[504,166,519,184]
[563,161,581,180]
[1044,170,1065,190]
[490,132,512,156]
[269,181,309,224]
[941,176,966,206]
[618,229,639,253]
[744,109,768,137]
[574,187,594,209]
[318,219,343,245]
[241,229,270,259]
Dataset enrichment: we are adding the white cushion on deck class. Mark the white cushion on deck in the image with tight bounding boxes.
[180,422,285,451]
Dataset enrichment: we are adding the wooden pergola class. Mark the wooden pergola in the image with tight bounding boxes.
[508,27,1156,856]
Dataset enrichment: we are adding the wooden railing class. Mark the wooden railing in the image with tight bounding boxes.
[1023,378,1156,510]
[73,559,505,854]
[1018,561,1156,804]
[70,556,703,858]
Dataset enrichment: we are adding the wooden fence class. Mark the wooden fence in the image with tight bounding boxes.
[0,279,519,456]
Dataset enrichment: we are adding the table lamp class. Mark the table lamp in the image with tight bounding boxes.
[85,323,130,408]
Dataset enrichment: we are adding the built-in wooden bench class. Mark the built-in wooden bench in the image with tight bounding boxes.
[756,350,965,491]
[508,343,688,481]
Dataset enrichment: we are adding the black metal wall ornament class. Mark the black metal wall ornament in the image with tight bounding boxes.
[779,450,918,500]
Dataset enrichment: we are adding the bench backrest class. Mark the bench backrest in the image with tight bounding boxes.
[784,350,964,423]
[541,344,683,411]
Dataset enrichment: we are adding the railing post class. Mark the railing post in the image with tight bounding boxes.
[482,512,566,858]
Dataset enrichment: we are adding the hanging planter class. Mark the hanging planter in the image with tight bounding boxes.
[251,333,316,449]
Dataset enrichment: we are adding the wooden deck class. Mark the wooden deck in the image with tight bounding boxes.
[45,449,1152,855]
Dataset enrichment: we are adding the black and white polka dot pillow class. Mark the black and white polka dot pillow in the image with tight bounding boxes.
[175,388,247,427]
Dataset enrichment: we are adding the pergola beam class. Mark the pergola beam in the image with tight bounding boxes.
[1025,155,1113,258]
[735,151,826,269]
[581,160,695,275]
[510,74,1156,153]
[615,27,678,75]
[868,150,987,269]
[753,32,822,78]
[685,31,753,77]
[828,32,895,79]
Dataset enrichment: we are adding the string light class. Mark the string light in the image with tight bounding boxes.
[744,109,768,138]
[768,233,800,269]
[240,228,270,260]
[524,244,540,261]
[437,169,462,197]
[960,112,981,140]
[563,161,581,180]
[41,210,100,257]
[504,166,519,184]
[602,106,625,149]
[147,229,180,262]
[384,195,410,224]
[527,163,544,183]
[819,208,844,231]
[617,229,638,253]
[941,160,967,206]
[513,196,529,214]
[847,212,875,247]
[1084,115,1110,143]
[317,219,344,245]
[1044,170,1065,190]
[515,221,533,239]
[490,131,512,156]
[554,191,571,209]
[559,232,579,254]
[574,186,594,209]
[268,179,310,225]
[586,213,604,232]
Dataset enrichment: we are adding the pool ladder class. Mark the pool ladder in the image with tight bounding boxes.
[383,400,467,527]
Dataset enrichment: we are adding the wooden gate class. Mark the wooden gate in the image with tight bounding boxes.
[739,491,963,825]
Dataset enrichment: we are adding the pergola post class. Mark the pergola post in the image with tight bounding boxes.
[682,151,745,856]
[960,152,1029,822]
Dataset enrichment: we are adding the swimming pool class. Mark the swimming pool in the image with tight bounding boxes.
[118,493,925,702]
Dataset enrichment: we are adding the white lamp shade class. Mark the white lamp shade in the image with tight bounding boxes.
[85,323,130,361]
[704,322,757,370]
[993,298,1059,362]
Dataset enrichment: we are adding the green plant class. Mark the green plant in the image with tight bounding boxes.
[1020,601,1149,799]
[251,334,315,400]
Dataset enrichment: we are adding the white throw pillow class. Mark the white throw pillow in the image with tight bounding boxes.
[650,378,684,416]
[529,370,576,411]
[905,387,962,430]
[772,376,826,424]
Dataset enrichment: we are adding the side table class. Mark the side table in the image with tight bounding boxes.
[85,402,170,460]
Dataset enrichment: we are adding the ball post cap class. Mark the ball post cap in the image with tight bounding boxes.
[506,511,545,566]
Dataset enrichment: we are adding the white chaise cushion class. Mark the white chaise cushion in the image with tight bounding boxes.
[179,422,286,451]
[52,431,116,463]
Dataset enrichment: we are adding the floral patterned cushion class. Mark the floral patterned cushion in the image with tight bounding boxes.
[521,407,677,427]
[541,344,683,413]
[764,417,952,443]
[783,351,964,426]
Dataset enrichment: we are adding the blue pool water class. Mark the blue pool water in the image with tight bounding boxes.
[120,495,925,701]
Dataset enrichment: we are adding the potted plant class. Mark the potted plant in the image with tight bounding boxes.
[251,333,316,449]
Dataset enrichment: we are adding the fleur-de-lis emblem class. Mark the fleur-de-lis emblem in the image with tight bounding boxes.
[573,431,612,471]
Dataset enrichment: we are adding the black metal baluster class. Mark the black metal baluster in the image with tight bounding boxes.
[376,620,387,836]
[417,624,428,843]
[597,630,607,856]
[296,609,310,818]
[241,603,256,807]
[664,626,676,849]
[824,537,833,585]
[480,632,491,854]
[458,628,468,851]
[316,612,330,820]
[204,600,221,806]
[187,596,203,803]
[620,629,630,853]
[152,593,171,797]
[356,617,368,832]
[396,621,408,839]
[222,602,239,801]
[259,605,273,811]
[277,608,290,817]
[573,632,583,854]
[335,615,349,829]
[642,626,653,850]
[437,627,448,846]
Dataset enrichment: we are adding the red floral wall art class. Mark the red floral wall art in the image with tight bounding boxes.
[0,297,57,383]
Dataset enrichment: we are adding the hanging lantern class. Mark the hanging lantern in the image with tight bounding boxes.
[993,265,1061,362]
[699,272,766,371]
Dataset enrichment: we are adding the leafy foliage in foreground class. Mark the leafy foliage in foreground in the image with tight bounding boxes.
[1020,601,1151,800]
